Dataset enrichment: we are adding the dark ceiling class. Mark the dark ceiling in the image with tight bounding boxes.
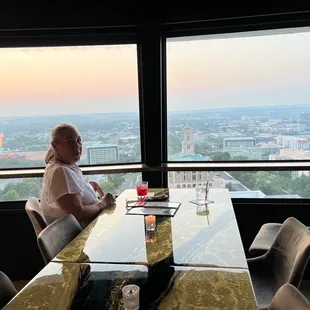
[1,2,310,30]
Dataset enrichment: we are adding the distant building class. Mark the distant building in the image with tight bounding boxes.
[270,149,310,178]
[223,137,256,147]
[0,153,26,160]
[257,143,281,160]
[229,190,301,198]
[168,124,213,189]
[223,137,261,159]
[255,135,274,143]
[276,135,310,150]
[300,112,310,121]
[118,136,138,145]
[87,144,118,165]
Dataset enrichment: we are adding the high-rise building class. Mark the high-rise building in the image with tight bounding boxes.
[87,144,118,165]
[169,124,213,188]
[223,137,261,159]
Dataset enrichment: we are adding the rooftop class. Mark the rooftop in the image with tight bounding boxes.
[224,137,256,141]
[170,153,211,161]
[86,144,118,149]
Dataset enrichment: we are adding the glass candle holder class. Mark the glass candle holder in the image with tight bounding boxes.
[122,284,140,310]
[145,215,156,231]
[145,230,157,243]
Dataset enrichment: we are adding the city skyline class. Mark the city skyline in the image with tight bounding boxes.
[1,27,310,116]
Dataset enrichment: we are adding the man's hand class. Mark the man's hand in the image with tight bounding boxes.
[89,181,104,198]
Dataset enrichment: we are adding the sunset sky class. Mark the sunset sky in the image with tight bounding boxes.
[1,26,310,117]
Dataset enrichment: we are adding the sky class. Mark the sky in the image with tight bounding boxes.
[1,27,310,117]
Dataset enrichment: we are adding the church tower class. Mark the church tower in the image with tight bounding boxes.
[181,124,195,157]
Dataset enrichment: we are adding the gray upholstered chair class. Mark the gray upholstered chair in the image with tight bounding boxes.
[0,271,17,308]
[249,223,282,256]
[25,197,47,236]
[248,217,310,310]
[268,284,310,310]
[249,222,310,256]
[37,214,82,264]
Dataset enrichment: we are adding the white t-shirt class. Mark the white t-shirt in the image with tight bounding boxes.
[40,161,98,227]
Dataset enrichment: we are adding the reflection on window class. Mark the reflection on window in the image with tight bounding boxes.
[0,178,43,202]
[167,29,310,162]
[84,173,141,196]
[0,44,140,169]
[168,170,310,198]
[0,172,140,201]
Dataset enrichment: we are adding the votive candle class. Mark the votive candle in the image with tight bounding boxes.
[122,284,140,310]
[145,215,156,231]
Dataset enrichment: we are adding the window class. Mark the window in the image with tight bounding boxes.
[168,170,310,198]
[84,172,141,196]
[0,44,140,169]
[0,178,42,202]
[0,172,142,201]
[167,28,310,163]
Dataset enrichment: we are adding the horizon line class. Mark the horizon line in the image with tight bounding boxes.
[1,103,310,119]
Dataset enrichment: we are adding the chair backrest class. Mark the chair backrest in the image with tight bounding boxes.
[37,214,82,264]
[269,283,310,310]
[267,217,310,288]
[0,271,17,309]
[25,197,47,236]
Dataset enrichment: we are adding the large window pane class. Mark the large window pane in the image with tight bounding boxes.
[0,44,140,169]
[84,172,141,196]
[168,170,310,198]
[0,172,141,201]
[167,28,310,162]
[0,178,42,202]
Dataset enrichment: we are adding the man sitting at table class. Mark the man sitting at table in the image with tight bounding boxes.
[40,123,115,228]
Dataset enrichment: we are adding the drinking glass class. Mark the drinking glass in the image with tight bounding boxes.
[195,185,206,204]
[136,181,148,200]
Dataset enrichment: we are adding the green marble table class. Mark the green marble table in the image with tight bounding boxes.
[53,188,247,269]
[3,262,257,310]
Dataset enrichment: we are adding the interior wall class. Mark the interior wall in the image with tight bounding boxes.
[0,202,44,281]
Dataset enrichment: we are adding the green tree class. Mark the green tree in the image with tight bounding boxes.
[168,134,182,155]
[1,190,20,201]
[13,179,42,199]
[107,174,125,188]
[0,178,42,201]
[303,184,310,197]
[101,182,117,194]
[210,152,231,161]
[275,171,292,178]
[231,155,248,161]
[229,171,256,189]
[194,142,211,156]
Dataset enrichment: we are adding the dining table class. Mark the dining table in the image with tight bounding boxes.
[3,188,258,309]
